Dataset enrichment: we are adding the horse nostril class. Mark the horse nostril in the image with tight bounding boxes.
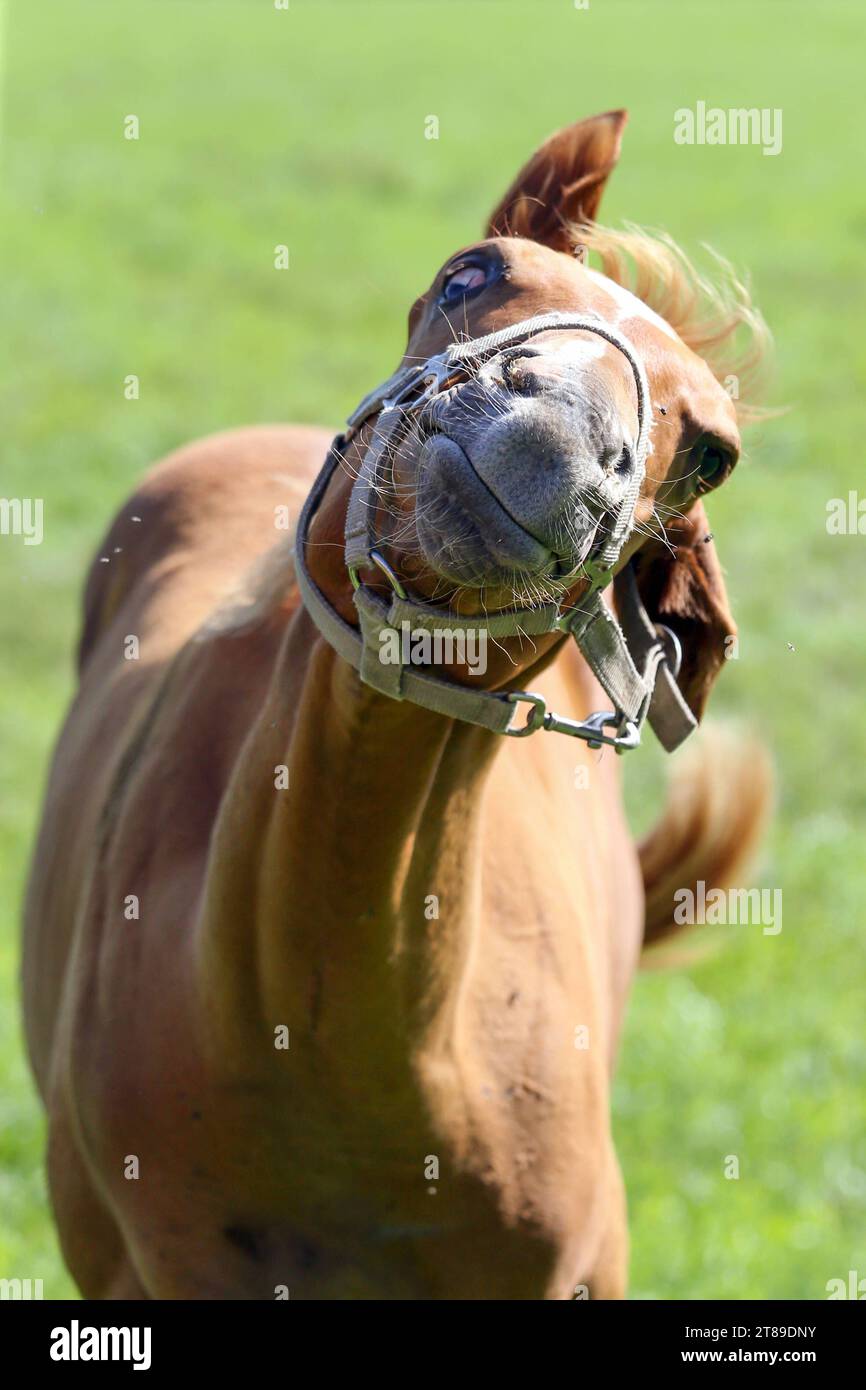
[613,444,633,477]
[597,441,633,482]
[501,357,527,392]
[499,352,553,395]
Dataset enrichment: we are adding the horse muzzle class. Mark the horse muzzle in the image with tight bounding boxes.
[413,377,636,588]
[414,431,562,587]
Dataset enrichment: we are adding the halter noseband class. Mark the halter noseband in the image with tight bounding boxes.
[294,313,698,753]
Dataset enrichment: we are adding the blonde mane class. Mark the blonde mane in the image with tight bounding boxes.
[573,222,771,423]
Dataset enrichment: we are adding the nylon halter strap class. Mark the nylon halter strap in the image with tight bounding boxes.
[294,312,698,753]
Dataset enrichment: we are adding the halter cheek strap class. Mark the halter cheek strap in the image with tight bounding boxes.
[294,312,698,753]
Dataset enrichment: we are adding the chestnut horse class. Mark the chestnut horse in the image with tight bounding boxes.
[23,110,769,1299]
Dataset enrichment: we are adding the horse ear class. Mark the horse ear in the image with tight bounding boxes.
[486,110,628,252]
[617,501,736,721]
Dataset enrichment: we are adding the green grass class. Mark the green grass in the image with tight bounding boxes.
[1,0,864,1300]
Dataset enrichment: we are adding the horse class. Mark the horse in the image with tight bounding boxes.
[23,109,770,1299]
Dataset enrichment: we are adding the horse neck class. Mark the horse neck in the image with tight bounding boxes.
[196,600,500,1066]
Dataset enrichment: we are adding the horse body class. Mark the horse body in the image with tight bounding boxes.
[23,111,770,1299]
[24,424,638,1298]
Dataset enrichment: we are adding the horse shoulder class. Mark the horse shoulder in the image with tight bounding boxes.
[77,424,332,672]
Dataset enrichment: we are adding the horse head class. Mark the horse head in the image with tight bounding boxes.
[305,111,766,738]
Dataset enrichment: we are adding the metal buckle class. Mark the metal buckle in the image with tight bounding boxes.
[382,352,459,413]
[348,548,408,599]
[503,691,548,738]
[654,622,682,679]
[504,693,641,752]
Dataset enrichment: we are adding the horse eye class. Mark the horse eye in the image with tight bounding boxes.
[441,262,489,303]
[696,443,733,493]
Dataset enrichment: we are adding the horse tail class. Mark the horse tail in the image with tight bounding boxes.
[639,727,773,953]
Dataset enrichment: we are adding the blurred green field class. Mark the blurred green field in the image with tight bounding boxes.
[1,0,864,1300]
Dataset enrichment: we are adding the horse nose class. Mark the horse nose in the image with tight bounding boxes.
[496,350,637,477]
[465,378,635,550]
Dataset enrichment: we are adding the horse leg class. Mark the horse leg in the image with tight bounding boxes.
[46,1097,148,1300]
[545,1155,629,1300]
[103,1263,151,1300]
[586,1159,629,1301]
